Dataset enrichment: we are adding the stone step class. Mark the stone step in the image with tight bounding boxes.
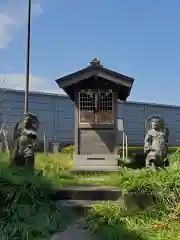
[51,218,99,240]
[56,199,121,209]
[56,193,154,212]
[71,166,119,172]
[51,185,122,201]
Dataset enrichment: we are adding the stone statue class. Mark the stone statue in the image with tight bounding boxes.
[12,112,39,168]
[89,58,104,67]
[144,115,169,169]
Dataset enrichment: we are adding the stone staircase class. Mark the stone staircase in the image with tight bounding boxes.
[51,184,122,210]
[51,185,153,239]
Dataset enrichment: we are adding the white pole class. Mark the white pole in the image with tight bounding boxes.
[43,132,49,155]
[43,132,46,154]
[145,119,147,137]
[0,124,4,152]
[125,134,128,159]
[2,128,9,156]
[0,124,5,135]
[122,131,125,160]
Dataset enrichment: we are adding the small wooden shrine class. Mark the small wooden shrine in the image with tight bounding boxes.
[56,58,134,171]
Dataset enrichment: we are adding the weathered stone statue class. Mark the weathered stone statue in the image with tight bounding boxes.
[12,112,39,168]
[89,58,104,67]
[144,115,169,169]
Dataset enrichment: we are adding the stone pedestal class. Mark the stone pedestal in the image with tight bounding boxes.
[52,142,60,153]
[73,153,119,171]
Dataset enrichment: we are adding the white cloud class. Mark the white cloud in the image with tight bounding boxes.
[0,2,66,95]
[0,74,66,95]
[0,0,43,48]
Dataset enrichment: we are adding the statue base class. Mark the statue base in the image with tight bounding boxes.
[73,153,119,171]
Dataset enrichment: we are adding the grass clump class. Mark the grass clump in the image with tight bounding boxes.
[35,153,76,187]
[0,154,74,240]
[84,153,180,240]
[2,150,180,239]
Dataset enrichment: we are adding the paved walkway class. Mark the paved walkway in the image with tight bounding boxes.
[51,219,99,240]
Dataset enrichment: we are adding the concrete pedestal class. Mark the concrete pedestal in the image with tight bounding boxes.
[52,142,60,153]
[73,153,119,171]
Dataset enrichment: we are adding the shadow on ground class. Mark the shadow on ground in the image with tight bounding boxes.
[119,153,145,169]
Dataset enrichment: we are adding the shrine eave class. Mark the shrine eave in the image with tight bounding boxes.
[55,62,135,102]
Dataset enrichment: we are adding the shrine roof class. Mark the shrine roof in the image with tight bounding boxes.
[55,58,135,101]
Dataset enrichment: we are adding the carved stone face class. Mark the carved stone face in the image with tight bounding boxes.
[23,113,39,130]
[24,117,28,125]
[24,117,32,128]
[151,119,161,130]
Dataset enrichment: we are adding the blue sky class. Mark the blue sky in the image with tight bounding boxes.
[0,0,180,105]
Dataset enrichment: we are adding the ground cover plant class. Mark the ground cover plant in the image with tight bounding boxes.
[84,152,180,240]
[0,152,75,240]
[29,151,180,239]
[1,149,180,239]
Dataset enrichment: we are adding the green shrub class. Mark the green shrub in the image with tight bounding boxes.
[61,145,74,154]
[84,152,180,240]
[85,203,146,240]
[0,157,73,239]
